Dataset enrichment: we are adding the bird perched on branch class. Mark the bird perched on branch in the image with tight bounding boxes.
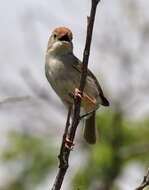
[45,27,109,144]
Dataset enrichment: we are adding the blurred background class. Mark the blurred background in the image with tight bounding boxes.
[0,0,149,189]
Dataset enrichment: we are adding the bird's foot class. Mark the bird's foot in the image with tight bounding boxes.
[74,88,97,105]
[74,88,83,98]
[64,135,74,150]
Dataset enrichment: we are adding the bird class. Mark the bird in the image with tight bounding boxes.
[45,27,109,145]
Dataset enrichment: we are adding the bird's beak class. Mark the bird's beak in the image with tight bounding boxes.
[59,34,70,42]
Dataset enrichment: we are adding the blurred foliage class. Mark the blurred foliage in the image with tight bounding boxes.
[0,110,149,190]
[71,110,149,190]
[0,132,57,190]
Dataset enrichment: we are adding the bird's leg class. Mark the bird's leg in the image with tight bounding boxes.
[74,88,97,104]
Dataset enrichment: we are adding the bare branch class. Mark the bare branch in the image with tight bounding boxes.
[51,0,101,189]
[135,168,149,190]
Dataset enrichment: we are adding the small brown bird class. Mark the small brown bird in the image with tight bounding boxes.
[45,27,109,144]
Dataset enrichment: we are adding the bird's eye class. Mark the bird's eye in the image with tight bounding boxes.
[53,34,57,38]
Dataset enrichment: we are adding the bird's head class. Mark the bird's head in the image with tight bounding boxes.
[47,27,73,55]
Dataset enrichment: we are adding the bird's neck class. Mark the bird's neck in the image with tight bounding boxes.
[47,43,73,57]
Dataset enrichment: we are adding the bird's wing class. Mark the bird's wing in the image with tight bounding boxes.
[71,58,109,106]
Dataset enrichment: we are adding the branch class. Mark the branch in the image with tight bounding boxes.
[51,0,101,189]
[135,168,149,190]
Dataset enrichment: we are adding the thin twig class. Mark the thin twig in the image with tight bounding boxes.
[135,168,149,190]
[58,106,72,168]
[51,0,101,190]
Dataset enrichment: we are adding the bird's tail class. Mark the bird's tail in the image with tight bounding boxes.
[83,111,96,144]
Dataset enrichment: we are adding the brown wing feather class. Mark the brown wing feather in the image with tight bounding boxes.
[71,60,110,106]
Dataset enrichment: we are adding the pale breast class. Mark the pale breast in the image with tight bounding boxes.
[46,55,101,113]
[46,56,79,101]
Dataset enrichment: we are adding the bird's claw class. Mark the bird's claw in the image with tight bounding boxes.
[64,136,74,150]
[74,88,97,105]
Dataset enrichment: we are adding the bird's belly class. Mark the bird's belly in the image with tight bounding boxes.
[47,60,101,112]
[47,62,78,102]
